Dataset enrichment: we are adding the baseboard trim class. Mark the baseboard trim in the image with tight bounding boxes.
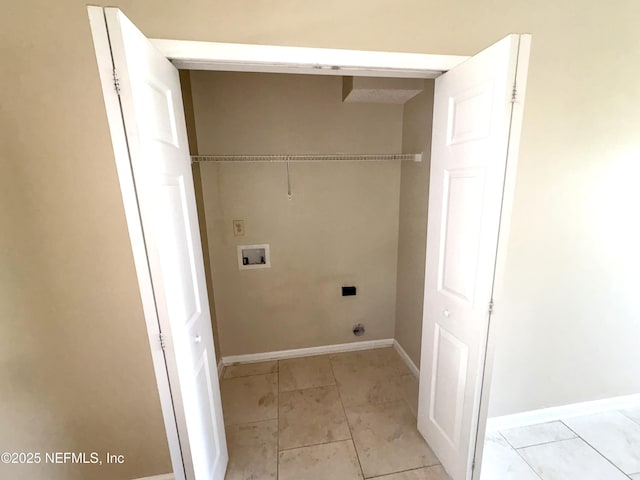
[131,474,173,480]
[393,339,419,378]
[217,358,224,379]
[487,393,640,432]
[221,338,394,365]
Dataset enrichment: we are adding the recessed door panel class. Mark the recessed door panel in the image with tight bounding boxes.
[430,325,469,448]
[190,350,222,479]
[438,169,485,304]
[447,82,494,146]
[156,180,201,325]
[142,79,180,147]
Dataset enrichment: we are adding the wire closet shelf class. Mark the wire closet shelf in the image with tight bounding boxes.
[190,153,423,163]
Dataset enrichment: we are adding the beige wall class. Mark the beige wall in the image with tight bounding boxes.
[189,72,404,156]
[189,72,402,355]
[1,3,174,480]
[394,81,435,368]
[2,1,639,478]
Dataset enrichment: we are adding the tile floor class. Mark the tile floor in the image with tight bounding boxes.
[481,407,640,479]
[220,347,449,480]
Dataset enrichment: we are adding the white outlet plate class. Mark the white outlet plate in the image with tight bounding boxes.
[233,219,245,236]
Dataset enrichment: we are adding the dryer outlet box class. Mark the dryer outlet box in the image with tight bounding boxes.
[342,286,357,296]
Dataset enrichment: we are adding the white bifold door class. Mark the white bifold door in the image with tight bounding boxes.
[418,35,530,480]
[89,7,228,480]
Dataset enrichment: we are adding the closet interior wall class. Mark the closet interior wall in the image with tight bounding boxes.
[395,81,435,368]
[184,70,432,359]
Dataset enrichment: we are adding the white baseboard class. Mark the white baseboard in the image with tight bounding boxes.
[221,338,394,365]
[393,339,419,378]
[487,393,640,432]
[131,474,173,480]
[217,358,224,379]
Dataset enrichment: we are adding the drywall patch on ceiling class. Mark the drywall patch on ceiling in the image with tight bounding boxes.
[342,76,424,104]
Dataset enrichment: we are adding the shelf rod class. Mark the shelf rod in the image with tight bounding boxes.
[191,153,422,163]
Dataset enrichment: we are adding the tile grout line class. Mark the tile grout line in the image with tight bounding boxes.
[223,368,279,380]
[224,371,278,379]
[497,414,640,480]
[279,381,337,394]
[329,349,431,479]
[497,431,544,480]
[220,371,280,478]
[278,438,357,453]
[619,409,640,428]
[225,418,279,428]
[328,354,367,480]
[559,421,633,479]
[365,464,443,479]
[503,431,578,450]
[223,417,278,428]
[272,350,428,479]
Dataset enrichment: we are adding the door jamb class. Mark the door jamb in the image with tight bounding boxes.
[470,34,531,480]
[87,7,186,479]
[150,38,469,78]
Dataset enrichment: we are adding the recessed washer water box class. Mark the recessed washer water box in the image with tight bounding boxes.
[237,244,271,270]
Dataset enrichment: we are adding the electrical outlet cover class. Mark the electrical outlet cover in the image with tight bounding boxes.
[233,220,245,236]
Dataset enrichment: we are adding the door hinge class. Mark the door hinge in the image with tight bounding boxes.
[511,84,517,103]
[113,68,121,95]
[488,300,495,315]
[159,331,166,351]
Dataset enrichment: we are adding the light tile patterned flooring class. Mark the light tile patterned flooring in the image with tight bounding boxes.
[481,407,640,479]
[220,347,448,480]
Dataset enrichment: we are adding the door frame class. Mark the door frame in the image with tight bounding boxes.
[88,8,191,478]
[88,7,527,478]
[468,36,531,479]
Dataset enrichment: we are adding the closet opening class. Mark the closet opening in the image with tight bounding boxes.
[88,9,530,478]
[181,69,437,477]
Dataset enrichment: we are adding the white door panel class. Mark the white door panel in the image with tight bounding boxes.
[103,8,228,480]
[418,35,529,480]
